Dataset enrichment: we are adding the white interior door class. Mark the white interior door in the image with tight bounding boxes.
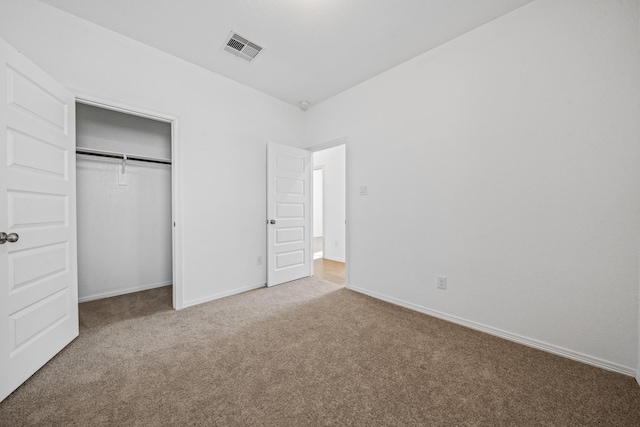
[267,142,311,286]
[0,38,78,402]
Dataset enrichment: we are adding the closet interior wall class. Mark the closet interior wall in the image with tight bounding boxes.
[76,103,172,302]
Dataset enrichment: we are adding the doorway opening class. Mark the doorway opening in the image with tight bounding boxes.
[311,143,346,286]
[313,167,324,260]
[74,98,181,312]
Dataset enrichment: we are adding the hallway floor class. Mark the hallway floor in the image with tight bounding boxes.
[313,258,345,286]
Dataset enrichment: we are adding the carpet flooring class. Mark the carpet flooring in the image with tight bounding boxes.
[1,278,639,426]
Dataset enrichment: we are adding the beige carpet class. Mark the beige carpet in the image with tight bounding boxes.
[1,278,639,426]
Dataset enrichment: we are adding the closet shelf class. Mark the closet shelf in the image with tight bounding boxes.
[76,147,171,165]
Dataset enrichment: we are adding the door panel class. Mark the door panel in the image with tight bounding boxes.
[7,128,68,177]
[10,242,68,288]
[7,66,68,132]
[267,142,311,286]
[276,227,304,244]
[0,37,78,402]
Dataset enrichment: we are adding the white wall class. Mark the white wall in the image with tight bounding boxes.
[313,145,346,262]
[0,0,306,307]
[76,104,172,301]
[1,0,638,377]
[313,169,323,238]
[76,103,172,159]
[305,0,640,373]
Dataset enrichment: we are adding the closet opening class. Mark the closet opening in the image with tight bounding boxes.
[75,100,179,312]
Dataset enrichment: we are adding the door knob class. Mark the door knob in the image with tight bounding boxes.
[7,233,19,243]
[269,219,276,224]
[0,232,6,244]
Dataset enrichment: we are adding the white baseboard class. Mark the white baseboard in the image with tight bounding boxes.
[78,280,172,303]
[323,255,346,263]
[636,371,640,387]
[348,285,636,377]
[182,283,266,309]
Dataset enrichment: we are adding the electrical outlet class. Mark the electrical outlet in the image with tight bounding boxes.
[437,276,447,290]
[257,256,263,265]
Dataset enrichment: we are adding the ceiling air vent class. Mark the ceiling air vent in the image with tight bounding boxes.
[223,32,263,62]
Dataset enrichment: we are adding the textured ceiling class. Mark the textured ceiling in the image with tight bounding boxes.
[37,0,535,107]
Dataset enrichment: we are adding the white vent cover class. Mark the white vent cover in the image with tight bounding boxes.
[223,32,263,62]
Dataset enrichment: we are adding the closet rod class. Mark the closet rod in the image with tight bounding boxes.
[76,147,171,165]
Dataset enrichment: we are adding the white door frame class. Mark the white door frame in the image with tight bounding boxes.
[308,137,349,288]
[71,89,184,309]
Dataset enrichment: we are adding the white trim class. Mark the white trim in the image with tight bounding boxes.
[636,371,639,387]
[345,142,350,288]
[308,138,349,287]
[72,90,185,310]
[349,284,636,377]
[73,90,176,123]
[78,281,172,303]
[182,283,266,309]
[171,117,184,309]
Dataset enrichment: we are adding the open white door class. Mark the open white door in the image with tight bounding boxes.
[266,142,311,286]
[0,38,78,402]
